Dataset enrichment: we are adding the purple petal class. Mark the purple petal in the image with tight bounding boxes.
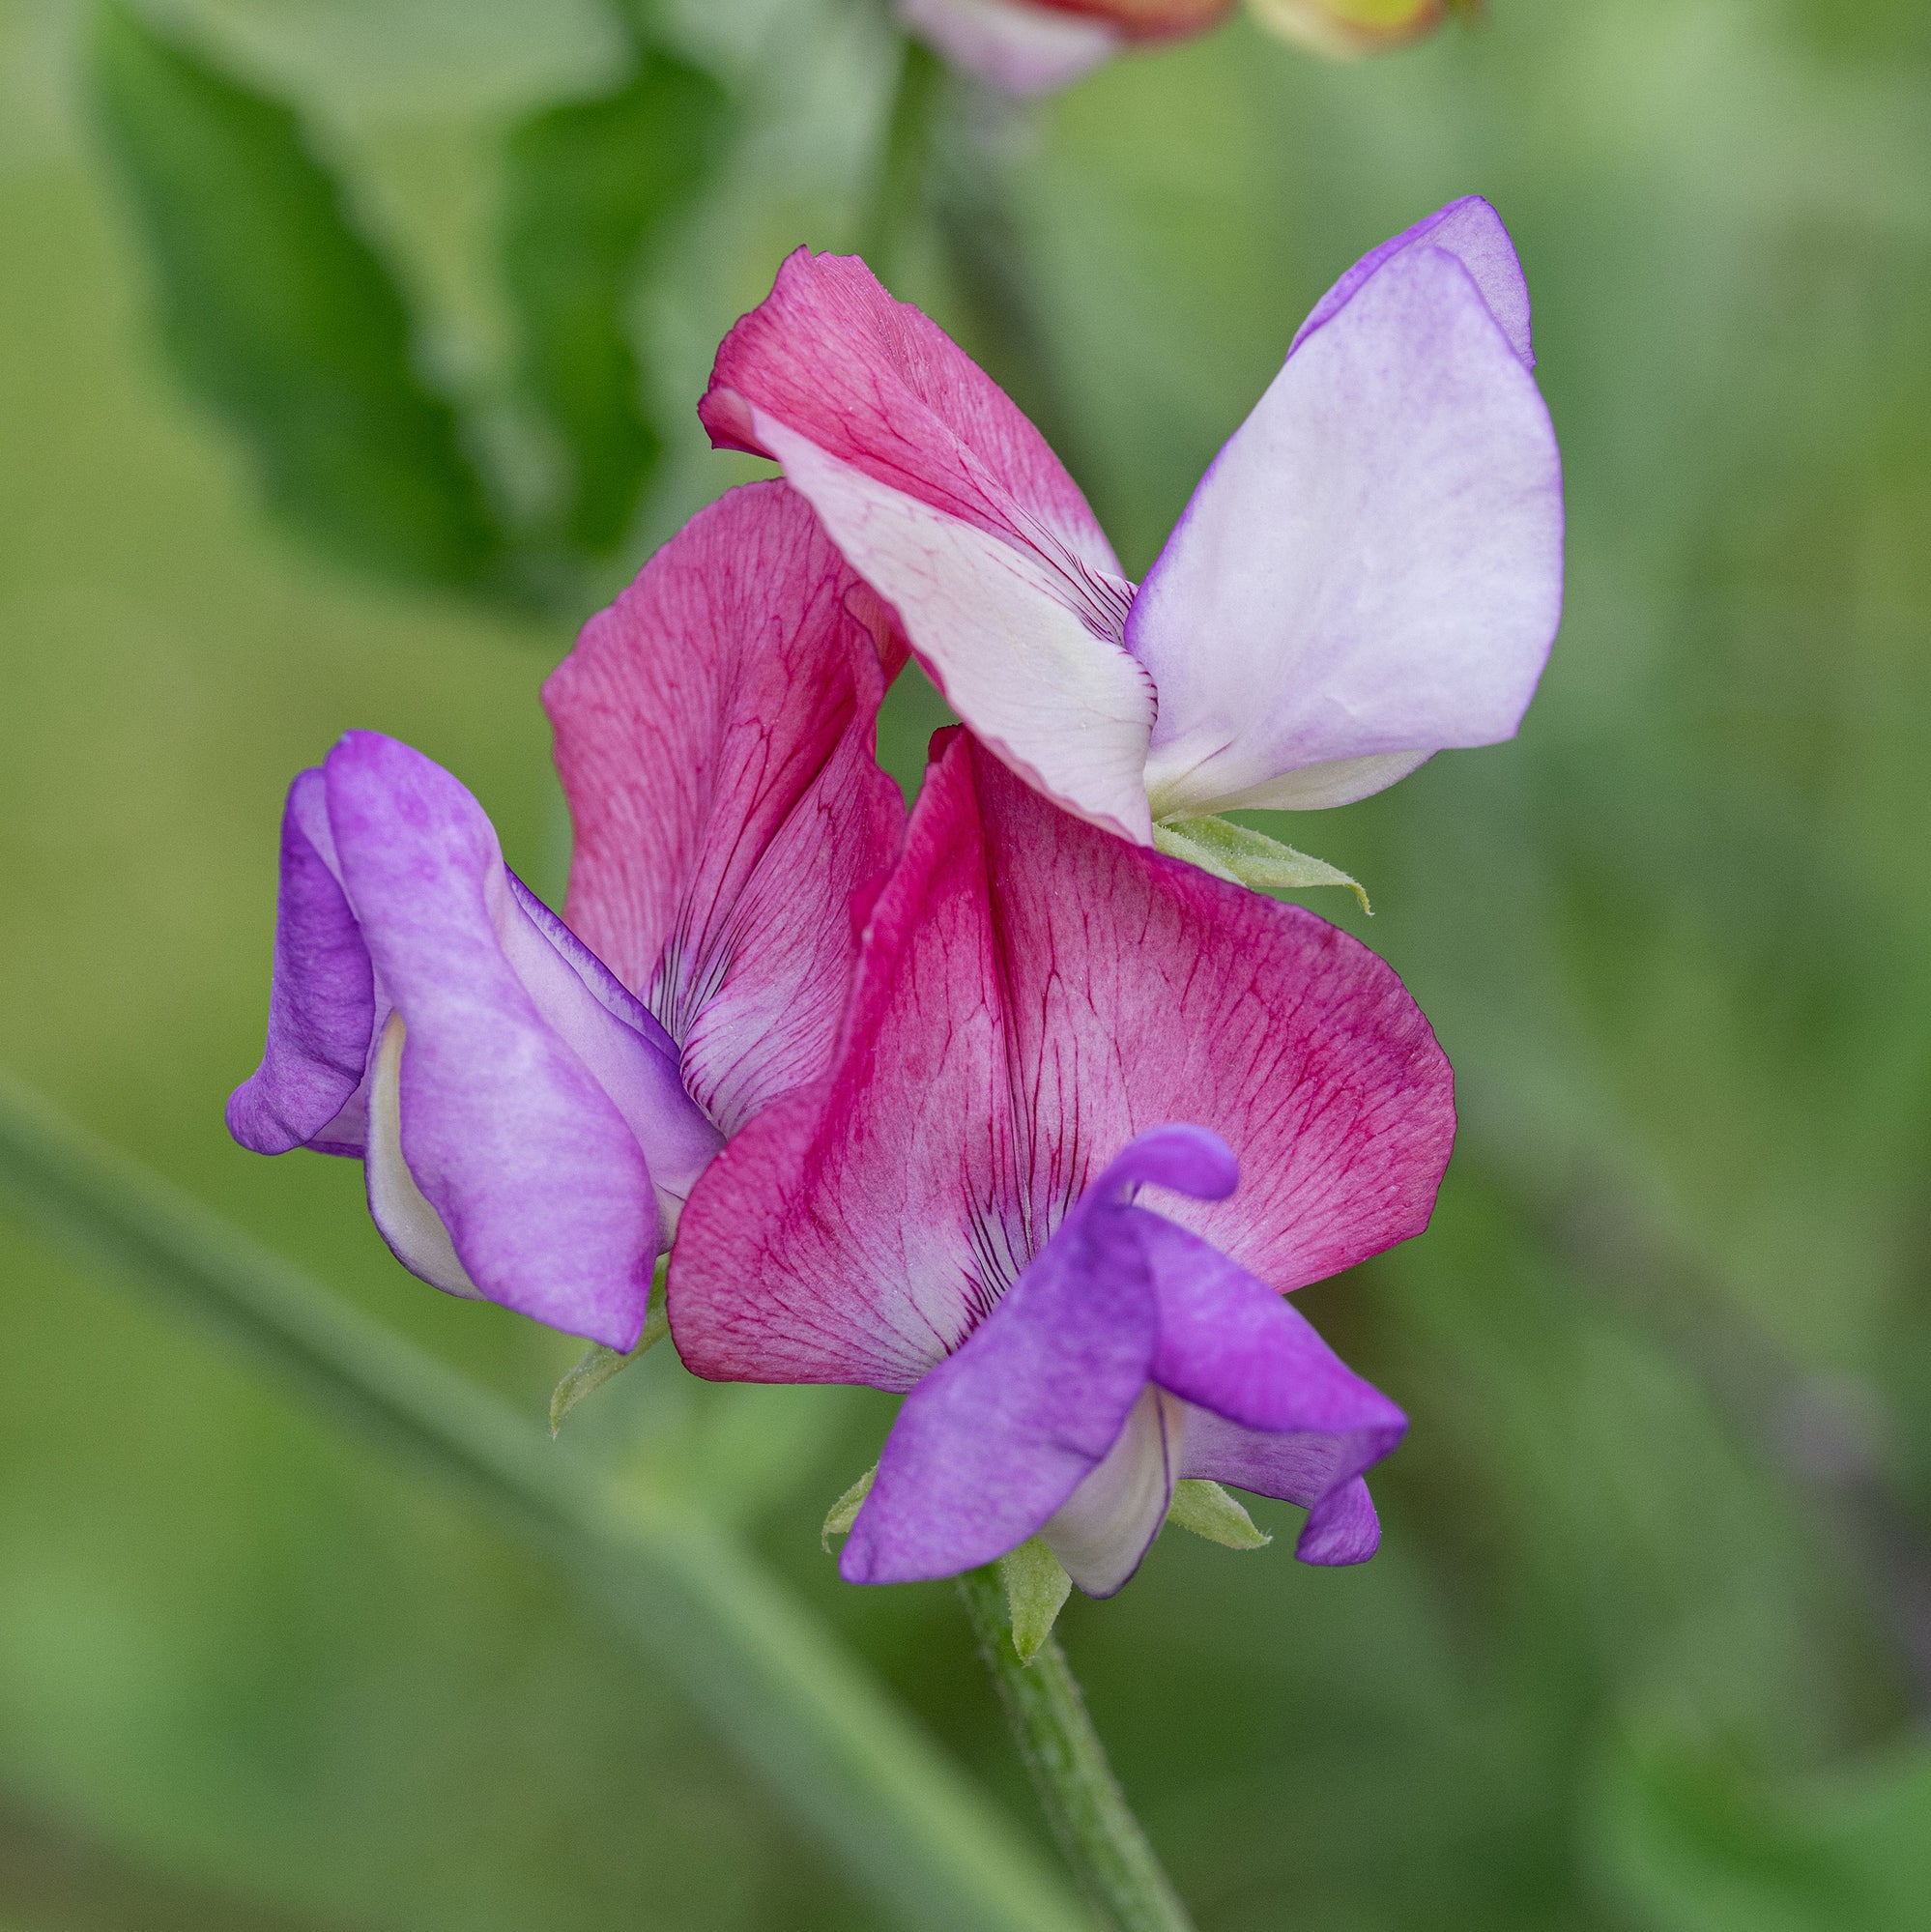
[227,767,379,1156]
[841,1188,1159,1586]
[1180,1408,1400,1567]
[896,0,1121,95]
[324,732,703,1349]
[1291,195,1536,371]
[1141,1211,1406,1438]
[1041,1387,1182,1597]
[1129,242,1564,818]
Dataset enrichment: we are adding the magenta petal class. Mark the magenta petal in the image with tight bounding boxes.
[1291,194,1536,370]
[324,733,679,1349]
[545,482,906,1136]
[700,255,1155,842]
[968,743,1457,1294]
[840,1191,1159,1586]
[670,732,1455,1387]
[227,767,378,1156]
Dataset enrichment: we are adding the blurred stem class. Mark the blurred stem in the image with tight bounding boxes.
[865,35,947,282]
[867,26,1086,476]
[958,1568,1196,1932]
[0,1071,1093,1932]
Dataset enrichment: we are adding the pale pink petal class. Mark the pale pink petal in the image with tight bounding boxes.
[1130,244,1563,820]
[702,253,1154,841]
[545,482,907,1137]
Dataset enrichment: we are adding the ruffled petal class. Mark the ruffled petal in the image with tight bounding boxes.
[671,734,1452,1390]
[324,733,699,1350]
[895,0,1121,95]
[840,1186,1160,1585]
[967,738,1456,1292]
[545,483,907,1135]
[226,766,378,1156]
[702,252,1154,841]
[1130,237,1563,819]
[665,726,1019,1389]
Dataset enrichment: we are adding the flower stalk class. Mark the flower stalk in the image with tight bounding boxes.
[959,1567,1196,1932]
[0,1070,1093,1932]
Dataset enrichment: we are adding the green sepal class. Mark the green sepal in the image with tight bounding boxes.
[1167,1479,1272,1550]
[821,1465,877,1553]
[1152,816,1371,914]
[549,1263,669,1435]
[997,1538,1073,1664]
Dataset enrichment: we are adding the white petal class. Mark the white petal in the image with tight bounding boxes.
[1043,1387,1183,1597]
[1130,245,1564,821]
[363,1014,483,1301]
[758,411,1156,843]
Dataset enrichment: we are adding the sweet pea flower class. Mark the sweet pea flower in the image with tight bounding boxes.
[228,484,905,1351]
[701,197,1563,850]
[895,0,1451,96]
[894,0,1230,99]
[669,730,1454,1595]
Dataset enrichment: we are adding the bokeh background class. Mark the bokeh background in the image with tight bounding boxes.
[4,0,1931,1925]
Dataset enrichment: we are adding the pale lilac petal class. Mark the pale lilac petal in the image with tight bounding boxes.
[1130,244,1564,820]
[1180,1411,1389,1565]
[1291,194,1534,370]
[840,1187,1159,1585]
[226,766,377,1156]
[702,254,1153,841]
[1041,1386,1182,1597]
[324,733,676,1350]
[545,483,907,1135]
[896,0,1120,95]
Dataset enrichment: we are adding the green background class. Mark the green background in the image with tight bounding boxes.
[4,0,1931,1925]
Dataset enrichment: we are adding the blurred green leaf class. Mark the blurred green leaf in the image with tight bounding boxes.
[89,3,504,590]
[500,31,728,558]
[1596,1733,1931,1932]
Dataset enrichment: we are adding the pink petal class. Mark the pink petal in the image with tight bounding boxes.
[669,732,1455,1386]
[544,483,908,1137]
[702,254,1155,841]
[1129,241,1564,818]
[895,0,1122,95]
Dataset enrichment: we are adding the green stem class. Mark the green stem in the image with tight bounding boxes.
[0,1071,1093,1932]
[864,33,947,283]
[958,1569,1196,1932]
